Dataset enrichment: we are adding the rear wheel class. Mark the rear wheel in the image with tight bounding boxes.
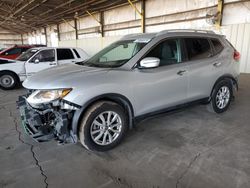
[0,72,19,90]
[79,101,128,151]
[209,79,233,113]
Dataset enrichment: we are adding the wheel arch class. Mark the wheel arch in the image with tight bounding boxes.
[71,93,135,137]
[0,70,20,82]
[210,74,238,98]
[0,70,21,86]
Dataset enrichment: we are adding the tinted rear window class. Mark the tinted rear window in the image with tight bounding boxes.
[211,39,224,55]
[57,49,74,60]
[73,49,81,58]
[185,38,212,61]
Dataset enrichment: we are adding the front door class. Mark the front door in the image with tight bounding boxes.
[25,49,57,77]
[134,38,189,116]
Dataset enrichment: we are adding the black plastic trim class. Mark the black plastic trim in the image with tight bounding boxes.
[210,74,239,98]
[71,93,134,136]
[134,97,209,123]
[61,99,82,109]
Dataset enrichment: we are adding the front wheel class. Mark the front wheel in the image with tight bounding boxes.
[79,101,128,151]
[209,80,233,113]
[0,72,19,90]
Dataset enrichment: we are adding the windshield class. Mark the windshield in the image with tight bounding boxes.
[82,39,150,68]
[16,49,38,61]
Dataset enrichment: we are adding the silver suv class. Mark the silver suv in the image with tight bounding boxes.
[17,30,240,151]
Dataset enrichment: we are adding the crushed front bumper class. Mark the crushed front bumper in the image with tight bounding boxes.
[17,95,76,143]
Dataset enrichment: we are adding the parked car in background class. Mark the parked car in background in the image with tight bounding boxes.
[0,48,6,52]
[0,45,35,60]
[17,29,240,151]
[0,47,89,89]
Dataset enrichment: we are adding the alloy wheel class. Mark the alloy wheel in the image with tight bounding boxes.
[216,86,230,109]
[90,111,122,145]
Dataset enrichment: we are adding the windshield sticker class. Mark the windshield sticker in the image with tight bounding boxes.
[134,38,151,43]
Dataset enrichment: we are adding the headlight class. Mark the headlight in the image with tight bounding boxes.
[27,89,72,105]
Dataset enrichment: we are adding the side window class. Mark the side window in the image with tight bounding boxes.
[184,38,212,61]
[21,48,29,53]
[211,39,224,55]
[145,39,181,66]
[31,49,55,62]
[57,49,74,60]
[73,49,81,58]
[5,48,22,55]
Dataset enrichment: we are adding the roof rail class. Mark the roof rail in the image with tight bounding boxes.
[121,33,142,39]
[157,29,215,36]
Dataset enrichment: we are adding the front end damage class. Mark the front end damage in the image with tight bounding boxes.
[17,93,80,143]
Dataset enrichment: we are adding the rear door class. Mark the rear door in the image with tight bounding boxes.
[134,38,189,116]
[183,37,225,101]
[57,48,76,65]
[25,49,57,77]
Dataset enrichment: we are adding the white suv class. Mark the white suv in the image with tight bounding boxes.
[0,47,89,89]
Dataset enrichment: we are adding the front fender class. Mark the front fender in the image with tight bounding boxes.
[71,93,135,137]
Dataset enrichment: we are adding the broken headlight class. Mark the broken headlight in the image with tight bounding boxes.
[27,89,72,106]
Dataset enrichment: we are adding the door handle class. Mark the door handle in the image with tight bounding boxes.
[213,62,222,67]
[177,70,186,76]
[49,62,56,65]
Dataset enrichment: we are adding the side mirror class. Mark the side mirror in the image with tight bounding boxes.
[139,57,160,69]
[34,59,39,64]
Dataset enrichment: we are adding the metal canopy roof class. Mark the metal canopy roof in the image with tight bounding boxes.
[0,0,136,34]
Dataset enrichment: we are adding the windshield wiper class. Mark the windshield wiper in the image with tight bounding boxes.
[80,62,106,68]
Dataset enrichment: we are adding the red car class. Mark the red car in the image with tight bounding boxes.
[0,45,34,60]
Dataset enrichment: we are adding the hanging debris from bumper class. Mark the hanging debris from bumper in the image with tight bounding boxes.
[17,95,76,143]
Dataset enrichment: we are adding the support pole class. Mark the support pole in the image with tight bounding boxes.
[74,18,78,40]
[216,0,224,28]
[21,34,24,45]
[141,0,145,33]
[44,27,48,46]
[128,0,145,33]
[57,24,60,41]
[100,11,104,37]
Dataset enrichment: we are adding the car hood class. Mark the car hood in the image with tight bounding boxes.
[0,57,17,64]
[23,63,111,89]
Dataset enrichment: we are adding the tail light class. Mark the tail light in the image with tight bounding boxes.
[234,50,240,61]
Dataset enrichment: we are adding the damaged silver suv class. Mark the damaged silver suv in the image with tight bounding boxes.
[17,30,240,151]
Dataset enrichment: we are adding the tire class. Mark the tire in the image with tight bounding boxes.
[79,101,128,151]
[209,79,233,113]
[0,72,19,90]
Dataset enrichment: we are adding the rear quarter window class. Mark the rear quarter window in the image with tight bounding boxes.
[211,38,224,55]
[73,49,81,58]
